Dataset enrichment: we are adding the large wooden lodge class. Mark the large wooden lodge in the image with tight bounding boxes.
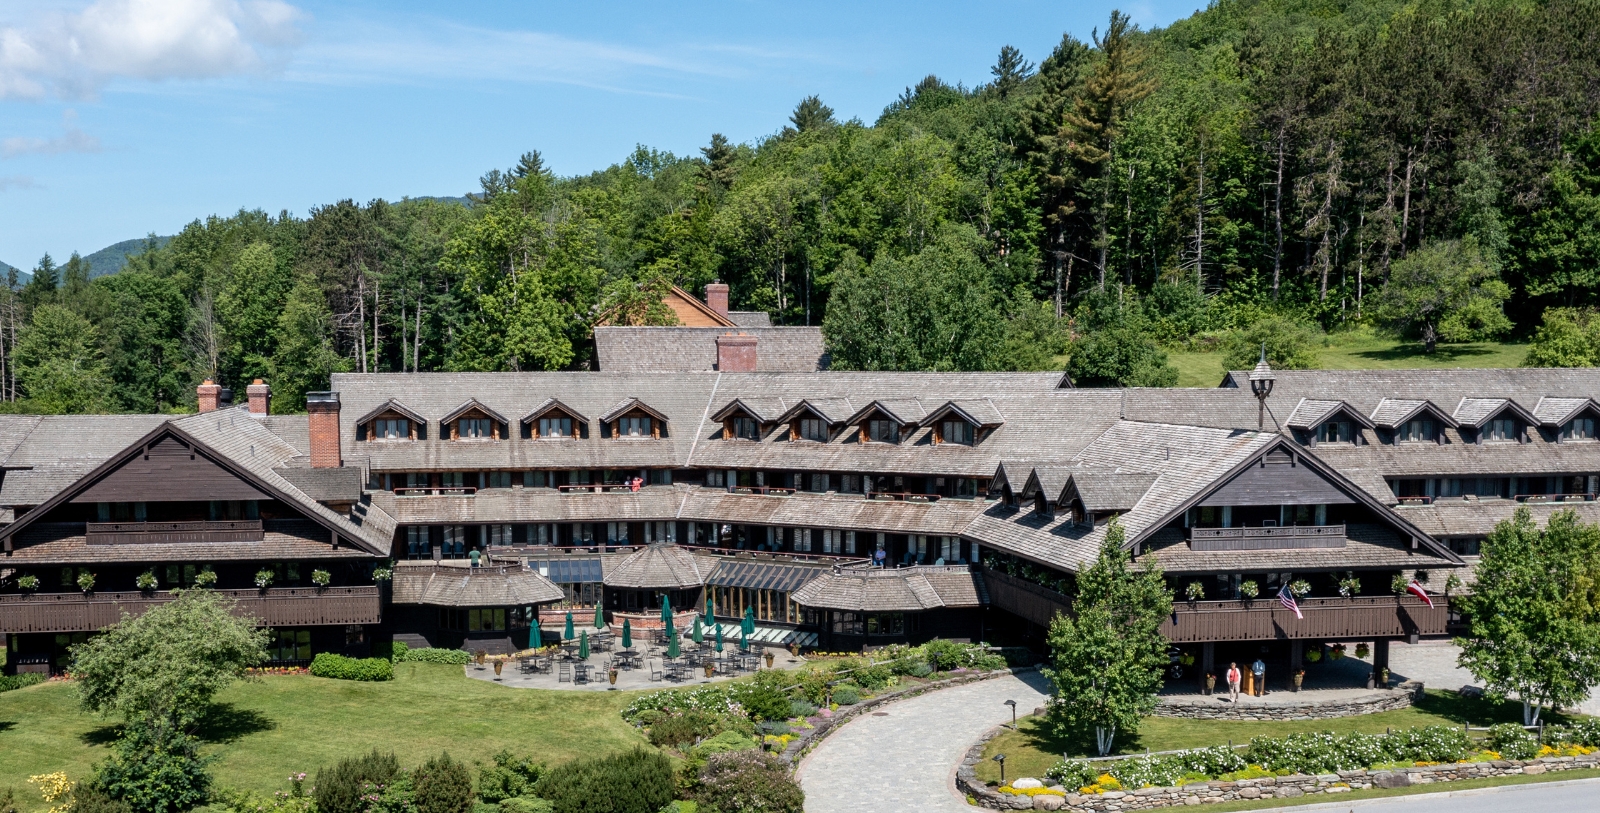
[3,297,1598,683]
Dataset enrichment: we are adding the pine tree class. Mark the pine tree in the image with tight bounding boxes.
[788,96,836,134]
[699,133,738,190]
[990,45,1035,99]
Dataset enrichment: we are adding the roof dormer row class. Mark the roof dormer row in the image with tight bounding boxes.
[710,398,1004,447]
[1287,396,1600,446]
[355,397,669,443]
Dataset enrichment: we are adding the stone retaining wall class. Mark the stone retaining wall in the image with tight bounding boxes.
[784,666,1028,767]
[1153,681,1423,721]
[957,745,1600,811]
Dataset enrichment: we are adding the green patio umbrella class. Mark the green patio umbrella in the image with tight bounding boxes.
[666,633,680,659]
[621,618,632,649]
[660,593,671,623]
[740,628,748,652]
[564,611,575,641]
[578,630,590,660]
[691,614,704,645]
[704,593,714,621]
[741,606,756,638]
[531,615,543,647]
[714,623,724,653]
[593,601,605,629]
[663,610,676,648]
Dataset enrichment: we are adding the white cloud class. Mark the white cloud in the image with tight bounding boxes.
[0,0,304,99]
[0,174,39,190]
[2,109,102,157]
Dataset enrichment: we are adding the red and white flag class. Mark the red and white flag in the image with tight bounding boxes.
[1278,583,1303,620]
[1406,579,1435,608]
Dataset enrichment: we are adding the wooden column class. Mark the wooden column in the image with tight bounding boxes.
[1289,640,1303,690]
[1373,639,1390,687]
[1201,642,1215,691]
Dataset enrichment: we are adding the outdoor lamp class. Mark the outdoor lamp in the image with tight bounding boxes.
[1003,699,1017,727]
[1248,344,1275,429]
[992,753,1006,784]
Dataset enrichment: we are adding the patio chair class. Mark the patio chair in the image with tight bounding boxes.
[574,664,590,684]
[558,661,572,683]
[648,660,663,681]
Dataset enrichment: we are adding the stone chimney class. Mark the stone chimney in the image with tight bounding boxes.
[246,379,271,416]
[704,282,730,318]
[305,391,342,469]
[716,333,758,373]
[197,380,222,413]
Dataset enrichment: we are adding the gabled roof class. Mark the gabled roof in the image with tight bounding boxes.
[1533,397,1599,427]
[924,399,1005,429]
[391,561,564,606]
[1369,398,1459,429]
[1453,397,1539,427]
[791,564,986,611]
[602,542,713,589]
[354,399,426,426]
[843,399,928,427]
[594,284,737,328]
[773,398,853,425]
[519,398,588,425]
[1285,399,1377,430]
[440,398,509,426]
[1018,466,1074,503]
[711,398,788,424]
[1066,471,1159,513]
[599,397,670,424]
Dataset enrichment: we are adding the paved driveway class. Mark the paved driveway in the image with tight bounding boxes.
[797,670,1052,813]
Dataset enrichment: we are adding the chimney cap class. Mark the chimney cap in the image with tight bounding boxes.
[251,378,266,386]
[306,391,340,405]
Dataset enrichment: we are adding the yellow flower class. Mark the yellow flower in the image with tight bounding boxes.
[29,773,73,813]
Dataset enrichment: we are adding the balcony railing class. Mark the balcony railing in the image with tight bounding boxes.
[1187,524,1346,551]
[1516,492,1596,503]
[0,586,382,633]
[394,487,476,497]
[866,491,942,503]
[85,520,264,545]
[1161,595,1447,643]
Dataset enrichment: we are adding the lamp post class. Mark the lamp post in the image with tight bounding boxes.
[1248,344,1275,430]
[992,753,1006,784]
[1004,699,1017,728]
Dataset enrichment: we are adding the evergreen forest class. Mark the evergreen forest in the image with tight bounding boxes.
[6,0,1600,414]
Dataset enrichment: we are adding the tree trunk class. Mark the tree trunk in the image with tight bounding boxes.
[1423,321,1437,353]
[1194,142,1206,293]
[414,300,423,372]
[1095,725,1116,756]
[1400,148,1415,253]
[1053,230,1064,319]
[1273,134,1285,299]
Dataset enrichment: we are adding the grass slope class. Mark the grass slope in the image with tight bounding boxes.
[0,663,649,806]
[1168,330,1529,388]
[974,690,1568,783]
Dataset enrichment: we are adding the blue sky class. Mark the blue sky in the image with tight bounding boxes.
[0,0,1203,269]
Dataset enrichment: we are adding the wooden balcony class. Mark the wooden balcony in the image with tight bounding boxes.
[1188,524,1346,551]
[0,586,382,633]
[1161,595,1447,643]
[85,520,264,545]
[982,567,1072,628]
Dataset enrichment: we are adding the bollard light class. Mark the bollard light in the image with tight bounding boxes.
[1004,699,1017,727]
[993,753,1007,784]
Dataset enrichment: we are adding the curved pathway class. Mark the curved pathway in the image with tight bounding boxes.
[797,670,1052,813]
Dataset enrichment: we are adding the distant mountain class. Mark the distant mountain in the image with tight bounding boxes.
[83,236,173,278]
[0,259,21,282]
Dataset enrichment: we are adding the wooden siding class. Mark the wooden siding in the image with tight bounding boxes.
[72,435,268,503]
[1199,454,1353,506]
[0,586,381,633]
[1189,524,1346,551]
[86,520,265,545]
[1161,596,1447,643]
[982,567,1070,628]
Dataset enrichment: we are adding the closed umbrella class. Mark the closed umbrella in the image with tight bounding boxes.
[531,614,543,647]
[622,618,632,649]
[593,601,605,629]
[660,593,671,624]
[705,593,714,621]
[740,628,748,652]
[691,614,704,645]
[714,622,724,653]
[578,630,590,660]
[663,610,676,648]
[564,611,575,641]
[741,606,756,638]
[666,633,680,659]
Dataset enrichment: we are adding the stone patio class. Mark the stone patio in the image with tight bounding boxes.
[464,643,803,692]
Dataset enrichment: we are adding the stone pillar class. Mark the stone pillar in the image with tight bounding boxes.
[306,391,342,469]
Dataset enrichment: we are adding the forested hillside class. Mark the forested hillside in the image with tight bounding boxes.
[4,0,1599,414]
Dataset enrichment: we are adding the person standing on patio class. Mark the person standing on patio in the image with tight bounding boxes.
[1251,656,1266,696]
[1226,662,1241,702]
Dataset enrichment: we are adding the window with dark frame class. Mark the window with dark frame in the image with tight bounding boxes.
[867,419,899,443]
[1316,420,1353,443]
[799,418,827,442]
[374,418,409,440]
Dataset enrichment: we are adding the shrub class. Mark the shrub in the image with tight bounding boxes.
[648,711,723,749]
[693,750,803,813]
[71,782,133,813]
[0,787,14,813]
[310,653,394,681]
[788,699,818,719]
[315,750,401,813]
[691,730,760,759]
[374,641,410,662]
[850,663,893,691]
[1486,723,1540,760]
[497,799,553,813]
[401,647,471,665]
[622,686,744,723]
[1549,718,1600,747]
[476,750,545,803]
[92,724,212,813]
[0,673,45,693]
[1045,759,1099,789]
[728,674,793,722]
[756,721,790,736]
[831,686,860,705]
[533,749,675,813]
[413,752,473,813]
[1383,725,1470,764]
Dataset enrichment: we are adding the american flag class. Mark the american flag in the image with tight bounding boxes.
[1406,579,1435,608]
[1278,583,1303,619]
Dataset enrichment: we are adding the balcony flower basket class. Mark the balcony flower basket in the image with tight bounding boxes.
[1239,580,1259,601]
[136,571,158,592]
[195,568,218,588]
[1390,573,1411,594]
[1338,575,1362,597]
[1305,648,1323,663]
[372,566,393,583]
[17,574,40,592]
[1184,581,1205,601]
[311,570,332,589]
[1355,642,1370,660]
[1288,579,1312,598]
[1329,643,1346,661]
[255,570,275,590]
[76,571,96,593]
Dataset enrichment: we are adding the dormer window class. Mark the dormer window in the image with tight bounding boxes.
[867,419,899,444]
[939,419,974,445]
[1396,419,1435,443]
[539,416,573,438]
[798,418,828,442]
[458,418,493,439]
[1562,417,1596,441]
[619,416,652,437]
[729,417,760,441]
[1316,421,1353,444]
[1484,418,1519,442]
[375,418,409,440]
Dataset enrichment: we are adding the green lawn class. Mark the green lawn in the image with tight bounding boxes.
[1167,329,1530,388]
[973,690,1571,784]
[0,663,651,808]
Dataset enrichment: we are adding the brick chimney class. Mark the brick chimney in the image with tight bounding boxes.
[704,282,730,318]
[716,333,758,373]
[197,380,221,413]
[246,379,271,415]
[305,391,342,469]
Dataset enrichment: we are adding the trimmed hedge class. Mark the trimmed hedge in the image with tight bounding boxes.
[532,748,674,813]
[400,647,471,665]
[310,653,395,681]
[0,673,46,693]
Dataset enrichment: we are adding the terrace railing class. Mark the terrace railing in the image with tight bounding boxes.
[0,585,381,633]
[1188,524,1346,551]
[85,520,264,545]
[1161,594,1447,643]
